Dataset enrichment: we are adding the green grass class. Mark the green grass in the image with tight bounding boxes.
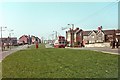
[2,44,119,78]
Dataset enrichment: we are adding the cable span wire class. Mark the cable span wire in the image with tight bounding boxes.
[74,1,118,25]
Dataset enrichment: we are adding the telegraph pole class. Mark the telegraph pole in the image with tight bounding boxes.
[53,31,57,40]
[8,30,14,50]
[0,27,7,51]
[1,27,2,51]
[68,24,74,47]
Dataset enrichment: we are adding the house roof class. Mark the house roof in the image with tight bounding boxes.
[115,29,120,33]
[83,31,91,36]
[96,30,104,35]
[88,30,98,35]
[19,35,28,39]
[103,30,115,35]
[66,28,82,34]
[67,29,120,36]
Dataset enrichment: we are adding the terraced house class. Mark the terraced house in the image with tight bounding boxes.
[66,27,120,47]
[18,35,41,45]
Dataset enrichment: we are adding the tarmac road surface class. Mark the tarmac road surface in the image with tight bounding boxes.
[67,47,120,55]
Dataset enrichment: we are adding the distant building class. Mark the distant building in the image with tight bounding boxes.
[66,27,120,47]
[18,35,41,45]
[0,37,17,46]
[66,27,82,47]
[31,36,41,44]
[31,36,36,44]
[88,30,97,43]
[36,37,41,43]
[44,40,55,44]
[83,29,120,44]
[18,35,29,44]
[82,31,91,44]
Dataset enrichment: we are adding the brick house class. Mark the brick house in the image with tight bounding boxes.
[31,36,41,44]
[83,29,120,44]
[73,28,83,46]
[104,30,115,42]
[115,29,120,40]
[19,35,41,45]
[31,36,36,44]
[18,35,29,44]
[66,28,120,47]
[82,31,91,44]
[36,37,41,43]
[66,28,83,46]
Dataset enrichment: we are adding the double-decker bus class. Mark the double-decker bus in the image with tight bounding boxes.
[54,36,66,48]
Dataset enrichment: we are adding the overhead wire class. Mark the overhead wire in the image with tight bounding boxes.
[74,1,118,25]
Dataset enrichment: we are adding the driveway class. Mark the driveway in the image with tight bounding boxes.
[66,47,120,55]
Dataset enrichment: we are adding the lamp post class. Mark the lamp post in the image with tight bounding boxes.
[0,27,7,51]
[53,31,57,40]
[68,24,74,47]
[8,30,14,50]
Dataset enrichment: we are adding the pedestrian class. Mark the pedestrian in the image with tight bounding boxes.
[115,38,119,48]
[81,40,84,47]
[35,39,38,49]
[2,42,5,51]
[3,43,6,50]
[112,39,115,49]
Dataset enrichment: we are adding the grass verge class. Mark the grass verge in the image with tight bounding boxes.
[2,44,119,78]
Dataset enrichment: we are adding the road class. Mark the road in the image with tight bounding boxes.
[67,47,120,55]
[45,44,54,48]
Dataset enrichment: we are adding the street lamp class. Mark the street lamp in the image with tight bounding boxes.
[8,30,14,50]
[68,24,74,47]
[53,31,57,40]
[0,26,7,51]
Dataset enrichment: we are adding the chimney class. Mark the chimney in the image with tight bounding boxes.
[98,26,102,31]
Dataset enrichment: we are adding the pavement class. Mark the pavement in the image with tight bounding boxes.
[66,47,120,55]
[0,44,32,62]
[45,44,54,48]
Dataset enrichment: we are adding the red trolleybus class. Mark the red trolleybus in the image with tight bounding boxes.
[54,36,66,48]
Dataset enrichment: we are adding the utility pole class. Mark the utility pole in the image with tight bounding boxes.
[62,24,74,47]
[0,27,2,51]
[8,30,14,50]
[53,31,57,40]
[55,31,57,40]
[0,27,7,51]
[51,34,54,42]
[68,24,74,47]
[41,37,44,43]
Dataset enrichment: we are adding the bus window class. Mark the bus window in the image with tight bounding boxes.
[59,42,61,44]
